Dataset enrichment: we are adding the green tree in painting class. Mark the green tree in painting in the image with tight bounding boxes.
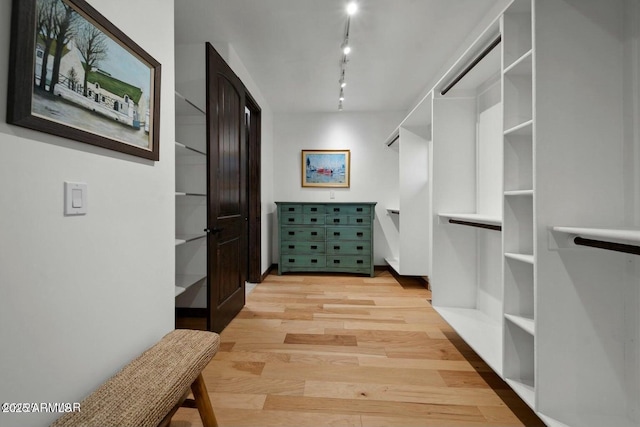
[74,19,108,97]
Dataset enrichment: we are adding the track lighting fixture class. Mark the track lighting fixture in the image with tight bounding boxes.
[337,1,358,110]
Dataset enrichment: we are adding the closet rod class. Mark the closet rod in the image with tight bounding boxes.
[449,219,502,232]
[386,134,400,147]
[440,34,502,96]
[574,237,640,256]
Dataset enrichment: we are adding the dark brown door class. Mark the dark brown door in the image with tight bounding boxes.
[206,42,246,333]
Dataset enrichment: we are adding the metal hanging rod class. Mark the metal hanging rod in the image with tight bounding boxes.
[440,34,502,96]
[574,237,640,256]
[448,219,502,232]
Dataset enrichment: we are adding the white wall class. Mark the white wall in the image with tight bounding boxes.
[272,111,405,265]
[0,1,175,426]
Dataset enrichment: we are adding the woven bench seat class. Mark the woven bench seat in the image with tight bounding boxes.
[51,329,220,427]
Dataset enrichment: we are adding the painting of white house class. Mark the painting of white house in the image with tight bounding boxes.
[302,150,350,188]
[31,0,155,150]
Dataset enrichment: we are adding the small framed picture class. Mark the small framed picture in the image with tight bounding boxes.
[7,0,161,161]
[301,149,350,188]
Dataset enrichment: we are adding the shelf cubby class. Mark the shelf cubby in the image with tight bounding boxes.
[504,318,535,407]
[504,120,533,192]
[502,0,532,71]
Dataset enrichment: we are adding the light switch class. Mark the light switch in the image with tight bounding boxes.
[65,182,88,215]
[72,189,83,208]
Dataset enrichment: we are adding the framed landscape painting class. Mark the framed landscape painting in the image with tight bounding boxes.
[6,0,161,161]
[302,149,350,188]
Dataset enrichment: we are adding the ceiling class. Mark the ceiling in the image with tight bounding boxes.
[174,0,507,114]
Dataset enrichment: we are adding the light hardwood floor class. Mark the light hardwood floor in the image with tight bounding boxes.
[172,270,543,427]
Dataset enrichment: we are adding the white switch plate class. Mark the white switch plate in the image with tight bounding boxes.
[65,182,87,215]
[330,191,335,199]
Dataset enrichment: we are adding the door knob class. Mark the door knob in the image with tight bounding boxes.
[204,227,223,234]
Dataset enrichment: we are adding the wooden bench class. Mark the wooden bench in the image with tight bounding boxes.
[51,329,220,427]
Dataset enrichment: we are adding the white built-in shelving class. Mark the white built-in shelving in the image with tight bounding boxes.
[174,91,208,307]
[429,15,505,376]
[386,0,640,425]
[383,93,432,276]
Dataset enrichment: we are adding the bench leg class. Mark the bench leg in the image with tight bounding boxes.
[191,373,218,427]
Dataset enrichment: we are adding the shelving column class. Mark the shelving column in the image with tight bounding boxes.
[501,0,536,409]
[175,93,208,309]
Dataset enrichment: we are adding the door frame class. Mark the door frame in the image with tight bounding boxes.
[246,92,261,284]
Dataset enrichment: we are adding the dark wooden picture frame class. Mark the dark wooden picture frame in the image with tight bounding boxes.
[7,0,161,161]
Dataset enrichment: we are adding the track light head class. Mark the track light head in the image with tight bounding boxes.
[347,1,358,15]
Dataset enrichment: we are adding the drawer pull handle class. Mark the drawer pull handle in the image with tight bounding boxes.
[289,258,295,263]
[334,245,340,250]
[289,245,295,249]
[357,208,363,212]
[311,208,317,212]
[288,207,295,212]
[334,219,340,223]
[311,259,318,264]
[357,260,364,264]
[311,218,317,222]
[311,245,318,249]
[357,246,363,250]
[311,232,318,236]
[288,231,295,236]
[357,218,363,223]
[357,232,363,237]
[333,259,341,264]
[288,218,295,222]
[334,208,340,212]
[334,232,340,236]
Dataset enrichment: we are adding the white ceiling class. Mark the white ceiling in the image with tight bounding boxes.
[174,0,508,114]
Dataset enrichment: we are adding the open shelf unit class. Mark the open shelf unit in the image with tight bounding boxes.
[383,92,432,276]
[175,91,208,308]
[430,15,505,375]
[386,0,640,425]
[501,0,536,409]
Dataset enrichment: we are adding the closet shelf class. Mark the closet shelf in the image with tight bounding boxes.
[504,189,533,196]
[385,257,400,274]
[439,213,502,231]
[505,378,535,408]
[175,91,205,116]
[175,233,207,246]
[552,226,640,256]
[387,208,400,215]
[176,191,206,197]
[504,119,533,136]
[434,307,503,375]
[503,49,533,75]
[505,252,534,264]
[505,313,535,335]
[175,141,206,157]
[175,274,206,297]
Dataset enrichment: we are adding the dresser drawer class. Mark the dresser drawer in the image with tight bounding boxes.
[326,241,371,255]
[326,256,371,268]
[280,204,302,214]
[281,227,325,241]
[281,254,325,268]
[326,227,371,241]
[281,241,325,254]
[327,205,371,215]
[326,215,349,225]
[349,215,371,225]
[281,213,325,225]
[303,204,326,214]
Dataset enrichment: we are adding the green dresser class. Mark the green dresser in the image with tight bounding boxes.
[276,202,377,277]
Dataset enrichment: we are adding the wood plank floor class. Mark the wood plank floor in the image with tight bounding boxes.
[172,270,544,427]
